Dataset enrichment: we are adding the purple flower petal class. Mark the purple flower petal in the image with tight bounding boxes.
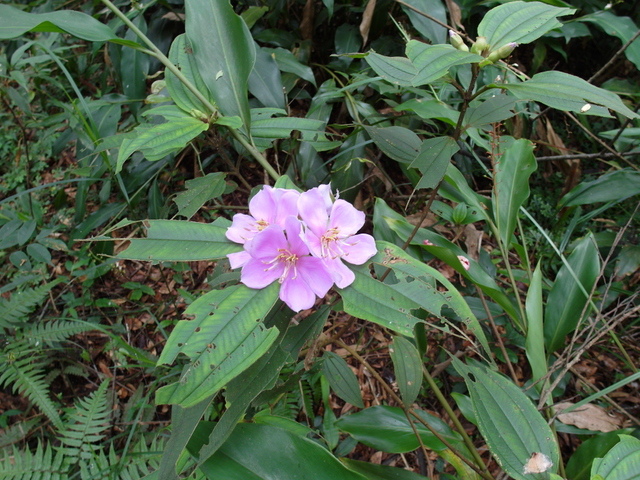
[338,234,377,265]
[329,200,365,236]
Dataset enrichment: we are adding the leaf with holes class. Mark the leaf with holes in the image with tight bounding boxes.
[156,283,280,406]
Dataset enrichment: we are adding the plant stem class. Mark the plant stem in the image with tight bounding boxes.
[99,0,280,181]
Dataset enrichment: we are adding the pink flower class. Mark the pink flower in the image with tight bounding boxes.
[226,186,300,245]
[240,217,333,312]
[226,186,300,269]
[298,188,377,288]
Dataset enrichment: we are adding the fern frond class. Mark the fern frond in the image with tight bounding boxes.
[0,418,39,449]
[20,319,97,347]
[59,380,111,461]
[0,441,66,480]
[0,353,63,429]
[0,279,62,331]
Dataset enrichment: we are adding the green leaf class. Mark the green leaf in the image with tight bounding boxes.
[493,138,537,246]
[266,47,317,86]
[0,5,127,43]
[406,42,482,86]
[198,423,367,480]
[342,458,435,480]
[525,264,547,392]
[591,435,640,480]
[464,95,518,129]
[501,71,639,119]
[559,169,640,207]
[478,1,575,48]
[335,405,465,453]
[249,46,286,109]
[544,234,600,354]
[166,34,217,114]
[186,0,256,132]
[341,242,493,361]
[322,351,364,408]
[396,98,459,126]
[117,218,241,262]
[579,11,640,71]
[364,126,421,164]
[410,136,459,189]
[452,359,560,480]
[251,113,339,151]
[174,172,227,219]
[156,283,280,406]
[566,430,636,480]
[389,337,423,406]
[365,52,416,86]
[116,114,209,173]
[401,0,447,44]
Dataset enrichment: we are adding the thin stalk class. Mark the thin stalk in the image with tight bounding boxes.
[421,363,491,476]
[100,0,280,181]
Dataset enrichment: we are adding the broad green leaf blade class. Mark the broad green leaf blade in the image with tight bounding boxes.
[464,95,518,129]
[566,430,635,480]
[478,1,575,48]
[116,115,209,173]
[365,52,416,86]
[501,71,639,119]
[452,359,560,480]
[166,34,217,114]
[559,169,640,207]
[186,0,256,132]
[389,337,423,406]
[195,306,327,464]
[342,458,430,480]
[199,423,367,480]
[173,172,227,219]
[248,46,286,109]
[525,264,547,392]
[266,47,317,86]
[156,283,280,407]
[544,234,600,354]
[335,405,465,453]
[579,11,640,71]
[492,138,537,246]
[410,136,459,189]
[364,126,421,164]
[385,214,520,325]
[251,114,339,152]
[117,218,240,262]
[0,5,124,43]
[406,42,482,87]
[341,242,493,361]
[322,352,364,408]
[401,0,447,44]
[591,435,640,480]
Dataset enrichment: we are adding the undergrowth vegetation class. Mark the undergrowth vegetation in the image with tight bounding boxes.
[1,0,639,479]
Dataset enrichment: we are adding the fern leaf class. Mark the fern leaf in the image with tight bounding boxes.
[0,354,63,429]
[59,380,111,461]
[21,319,97,347]
[0,441,66,480]
[0,279,62,331]
[0,418,39,449]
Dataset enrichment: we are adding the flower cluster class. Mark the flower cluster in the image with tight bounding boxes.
[226,185,377,312]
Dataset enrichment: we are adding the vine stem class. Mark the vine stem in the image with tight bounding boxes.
[100,0,280,181]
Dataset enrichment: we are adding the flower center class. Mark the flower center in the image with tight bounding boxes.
[265,248,299,283]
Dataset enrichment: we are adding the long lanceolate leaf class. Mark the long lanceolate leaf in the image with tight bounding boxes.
[452,359,560,480]
[155,283,280,407]
[492,138,537,247]
[186,0,256,133]
[117,218,241,262]
[340,241,493,362]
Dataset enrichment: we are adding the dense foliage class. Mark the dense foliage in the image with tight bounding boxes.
[1,0,639,479]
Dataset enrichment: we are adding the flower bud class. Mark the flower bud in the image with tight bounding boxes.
[449,30,469,52]
[470,36,489,55]
[451,203,468,225]
[487,42,518,62]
